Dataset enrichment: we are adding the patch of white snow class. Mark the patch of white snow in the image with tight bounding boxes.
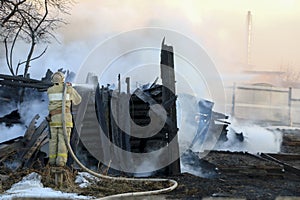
[75,172,101,188]
[0,172,92,200]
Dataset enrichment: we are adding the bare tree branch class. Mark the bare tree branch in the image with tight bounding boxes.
[1,0,26,26]
[35,0,48,32]
[9,21,24,75]
[1,0,74,77]
[4,38,14,76]
[17,46,48,67]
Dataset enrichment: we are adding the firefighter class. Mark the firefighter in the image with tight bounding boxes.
[47,71,81,167]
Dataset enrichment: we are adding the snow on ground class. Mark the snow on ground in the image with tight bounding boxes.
[0,172,92,200]
[75,172,101,188]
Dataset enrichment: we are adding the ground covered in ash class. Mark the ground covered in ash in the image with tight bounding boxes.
[168,172,300,199]
[0,165,171,198]
[1,164,300,199]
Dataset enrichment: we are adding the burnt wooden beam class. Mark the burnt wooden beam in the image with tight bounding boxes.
[0,80,52,91]
[18,114,48,167]
[23,130,48,168]
[0,140,23,161]
[0,73,53,91]
[0,118,22,126]
[0,74,41,83]
[260,153,300,176]
[160,38,180,175]
[23,114,39,142]
[0,110,21,127]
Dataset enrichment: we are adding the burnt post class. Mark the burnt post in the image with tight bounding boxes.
[288,87,292,126]
[126,77,130,94]
[231,83,236,117]
[160,38,181,175]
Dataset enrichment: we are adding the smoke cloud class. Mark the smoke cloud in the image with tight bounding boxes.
[0,90,48,143]
[215,118,282,153]
[2,0,300,87]
[0,0,297,176]
[64,0,300,81]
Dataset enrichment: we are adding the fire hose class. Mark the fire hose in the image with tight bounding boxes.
[61,83,178,199]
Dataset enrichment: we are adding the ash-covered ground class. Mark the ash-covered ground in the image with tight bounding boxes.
[0,84,300,199]
[1,149,300,200]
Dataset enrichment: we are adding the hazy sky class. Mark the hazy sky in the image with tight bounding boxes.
[1,0,300,83]
[65,0,300,70]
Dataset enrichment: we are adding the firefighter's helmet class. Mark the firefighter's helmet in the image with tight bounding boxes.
[51,71,65,83]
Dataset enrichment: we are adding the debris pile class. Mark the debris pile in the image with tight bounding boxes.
[73,39,181,176]
[280,128,300,153]
[0,110,21,127]
[0,115,48,170]
[178,150,300,199]
[190,98,243,152]
[0,73,52,92]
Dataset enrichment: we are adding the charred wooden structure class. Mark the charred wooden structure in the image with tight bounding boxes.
[75,40,181,176]
[0,115,48,170]
[0,73,52,92]
[0,69,78,170]
[189,98,241,152]
[279,129,300,154]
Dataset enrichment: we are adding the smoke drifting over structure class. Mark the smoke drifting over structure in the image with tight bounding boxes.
[0,89,48,143]
[65,0,300,82]
[1,0,300,87]
[1,1,300,187]
[215,120,282,153]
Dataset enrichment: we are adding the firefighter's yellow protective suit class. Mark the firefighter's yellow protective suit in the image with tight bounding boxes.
[47,72,81,167]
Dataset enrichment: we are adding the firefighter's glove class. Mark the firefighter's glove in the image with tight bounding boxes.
[46,114,51,122]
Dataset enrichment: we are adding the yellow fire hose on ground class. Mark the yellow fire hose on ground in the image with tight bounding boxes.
[61,83,178,199]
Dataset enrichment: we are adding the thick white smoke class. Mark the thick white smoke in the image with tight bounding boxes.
[0,124,25,143]
[2,0,300,85]
[215,118,282,153]
[0,91,48,143]
[1,0,298,178]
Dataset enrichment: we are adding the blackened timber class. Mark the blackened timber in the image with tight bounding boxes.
[23,114,39,141]
[0,110,21,127]
[23,129,48,168]
[133,88,159,105]
[71,80,109,168]
[93,79,180,175]
[133,88,166,126]
[0,116,49,169]
[73,86,94,134]
[160,39,181,175]
[0,79,52,91]
[260,153,300,176]
[160,38,175,93]
[0,74,42,83]
[70,86,94,163]
[0,73,53,91]
[18,119,48,160]
[77,40,181,176]
[0,140,23,161]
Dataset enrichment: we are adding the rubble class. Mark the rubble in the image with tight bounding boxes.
[280,129,300,153]
[0,114,48,170]
[0,73,52,92]
[0,110,21,127]
[73,39,181,176]
[0,40,299,199]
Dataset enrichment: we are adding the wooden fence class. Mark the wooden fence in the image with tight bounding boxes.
[226,84,300,126]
